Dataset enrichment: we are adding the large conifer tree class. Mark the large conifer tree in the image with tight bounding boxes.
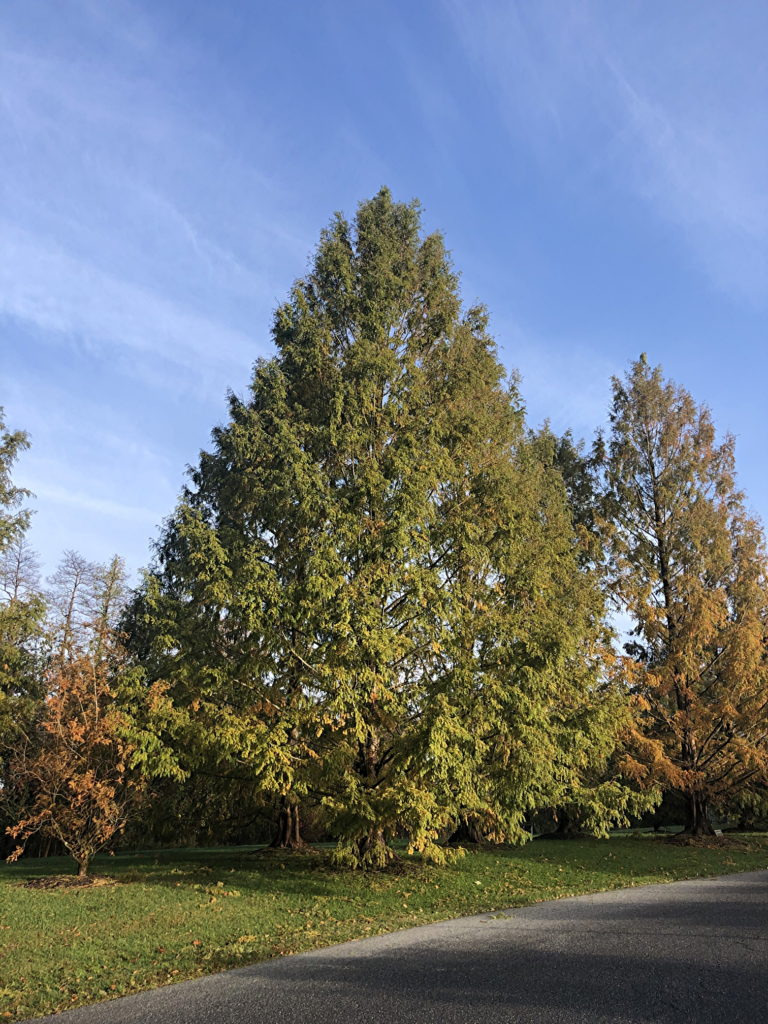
[139,190,623,865]
[603,356,768,834]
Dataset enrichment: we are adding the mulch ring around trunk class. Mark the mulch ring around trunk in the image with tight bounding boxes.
[666,834,752,851]
[21,874,118,890]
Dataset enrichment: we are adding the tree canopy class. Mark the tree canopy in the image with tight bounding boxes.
[602,356,768,833]
[7,199,768,871]
[136,189,633,866]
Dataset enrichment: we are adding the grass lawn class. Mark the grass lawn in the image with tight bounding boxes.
[1,835,766,1021]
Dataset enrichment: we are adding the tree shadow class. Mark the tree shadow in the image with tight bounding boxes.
[49,885,768,1024]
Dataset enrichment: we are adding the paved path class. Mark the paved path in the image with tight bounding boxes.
[29,870,768,1024]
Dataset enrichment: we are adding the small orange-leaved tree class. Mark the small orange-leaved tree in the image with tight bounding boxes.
[6,651,141,876]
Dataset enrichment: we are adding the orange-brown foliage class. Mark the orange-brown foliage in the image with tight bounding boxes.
[6,652,140,875]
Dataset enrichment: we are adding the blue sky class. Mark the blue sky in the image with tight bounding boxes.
[3,0,767,578]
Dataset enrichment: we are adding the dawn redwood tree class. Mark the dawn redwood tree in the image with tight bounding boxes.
[5,651,138,876]
[46,550,98,657]
[45,551,129,661]
[138,189,626,866]
[3,536,180,872]
[4,624,182,876]
[602,356,768,834]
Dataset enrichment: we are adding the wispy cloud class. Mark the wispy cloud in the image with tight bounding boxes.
[0,223,257,391]
[28,481,159,525]
[0,0,322,574]
[0,12,309,395]
[443,0,768,305]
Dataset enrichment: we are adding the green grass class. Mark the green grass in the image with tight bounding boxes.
[1,835,766,1021]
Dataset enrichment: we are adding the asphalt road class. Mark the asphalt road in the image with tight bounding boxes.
[28,869,768,1024]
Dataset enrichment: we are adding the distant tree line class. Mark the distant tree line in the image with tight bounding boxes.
[2,190,767,874]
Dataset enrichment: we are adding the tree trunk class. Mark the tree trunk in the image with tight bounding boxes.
[351,730,395,868]
[356,827,394,869]
[682,792,714,835]
[270,797,305,850]
[536,807,584,840]
[737,811,755,832]
[76,855,90,877]
[448,817,486,845]
[555,809,579,836]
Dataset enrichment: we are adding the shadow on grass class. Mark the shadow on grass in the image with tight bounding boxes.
[39,875,768,1024]
[3,836,766,905]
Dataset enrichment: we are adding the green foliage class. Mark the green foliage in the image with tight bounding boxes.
[0,410,31,553]
[528,426,659,834]
[138,190,631,865]
[0,539,46,746]
[0,415,43,728]
[545,427,604,567]
[0,414,48,854]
